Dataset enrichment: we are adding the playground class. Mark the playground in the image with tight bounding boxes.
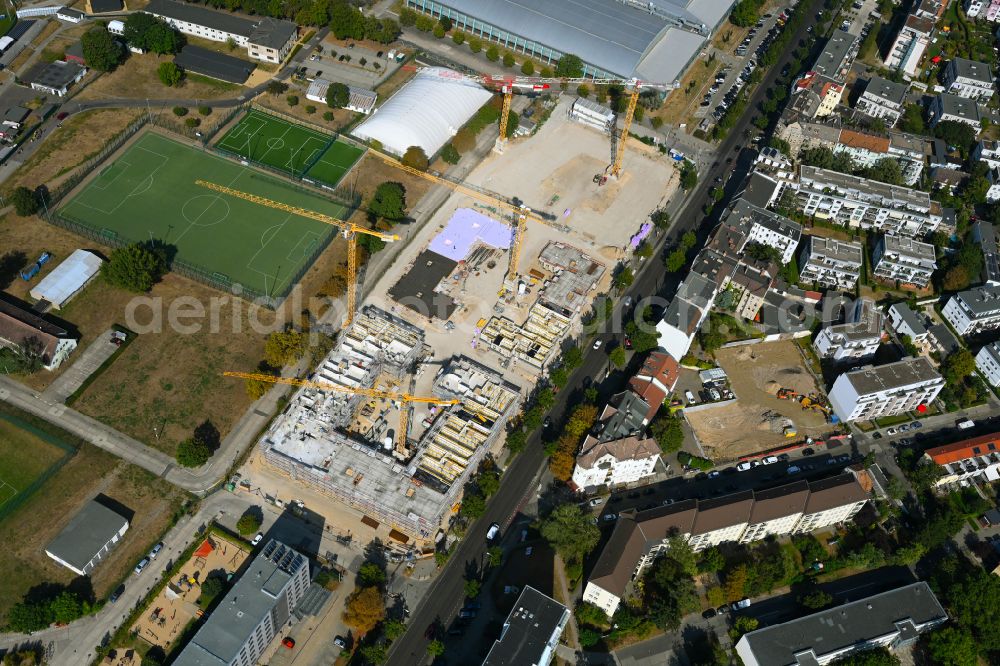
[58,131,347,300]
[216,109,364,187]
[129,534,250,655]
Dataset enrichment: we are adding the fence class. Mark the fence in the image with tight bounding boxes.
[200,101,251,146]
[250,102,337,138]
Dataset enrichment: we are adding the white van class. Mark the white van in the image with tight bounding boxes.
[957,419,975,430]
[685,390,697,404]
[486,522,500,541]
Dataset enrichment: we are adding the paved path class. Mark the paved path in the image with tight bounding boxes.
[40,329,120,403]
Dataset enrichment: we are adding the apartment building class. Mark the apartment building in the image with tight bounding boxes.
[855,76,909,126]
[976,342,1000,386]
[791,71,844,118]
[174,540,309,666]
[883,14,934,77]
[928,93,983,131]
[798,236,864,289]
[973,140,1000,169]
[872,234,937,288]
[923,431,1000,487]
[144,0,297,63]
[582,475,869,617]
[814,298,884,362]
[736,583,947,666]
[483,587,569,666]
[971,220,1000,284]
[729,199,802,264]
[571,435,661,490]
[783,122,925,185]
[942,284,1000,335]
[813,31,857,83]
[943,58,995,102]
[828,357,944,422]
[795,165,945,237]
[887,302,929,342]
[656,271,717,362]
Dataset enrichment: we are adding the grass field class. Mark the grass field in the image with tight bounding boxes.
[59,131,347,299]
[0,415,70,517]
[216,109,363,187]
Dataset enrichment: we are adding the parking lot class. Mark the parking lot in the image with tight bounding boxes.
[695,8,788,123]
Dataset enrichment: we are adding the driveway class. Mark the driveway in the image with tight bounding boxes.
[41,328,122,403]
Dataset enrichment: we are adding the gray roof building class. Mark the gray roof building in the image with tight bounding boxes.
[45,499,129,576]
[482,586,570,666]
[863,76,908,106]
[173,44,255,84]
[930,93,983,127]
[145,0,258,35]
[174,540,310,666]
[972,220,1000,285]
[736,582,947,666]
[248,16,297,50]
[26,60,85,95]
[812,31,857,82]
[739,171,783,209]
[598,390,652,441]
[947,57,994,84]
[411,0,736,81]
[887,302,929,340]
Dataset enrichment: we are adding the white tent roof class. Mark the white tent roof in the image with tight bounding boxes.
[30,249,102,308]
[351,67,492,157]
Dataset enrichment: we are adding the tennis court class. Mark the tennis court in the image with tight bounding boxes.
[59,132,347,299]
[216,109,364,187]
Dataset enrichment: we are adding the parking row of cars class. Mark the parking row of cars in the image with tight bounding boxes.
[710,15,784,122]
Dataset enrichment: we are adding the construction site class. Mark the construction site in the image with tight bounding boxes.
[685,341,835,460]
[247,307,520,544]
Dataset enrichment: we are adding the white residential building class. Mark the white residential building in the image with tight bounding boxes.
[976,342,1000,386]
[887,303,929,342]
[855,76,909,126]
[656,271,717,362]
[728,199,802,264]
[883,14,934,77]
[928,93,983,131]
[966,0,985,17]
[814,298,884,362]
[736,583,947,666]
[972,220,1000,285]
[942,284,1000,335]
[483,587,569,666]
[144,0,298,64]
[943,58,995,102]
[828,357,944,422]
[798,236,863,290]
[923,433,1000,487]
[583,475,869,618]
[973,140,1000,169]
[988,167,1000,203]
[571,435,661,490]
[872,234,937,288]
[795,166,945,237]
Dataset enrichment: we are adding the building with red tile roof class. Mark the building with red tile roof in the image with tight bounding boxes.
[923,432,1000,486]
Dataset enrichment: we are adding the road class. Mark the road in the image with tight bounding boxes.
[386,1,824,662]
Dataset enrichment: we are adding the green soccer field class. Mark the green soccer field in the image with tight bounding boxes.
[216,109,364,187]
[59,132,347,299]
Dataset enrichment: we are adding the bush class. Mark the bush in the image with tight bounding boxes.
[486,45,499,62]
[503,52,515,67]
[172,106,188,116]
[236,510,261,535]
[402,145,429,171]
[157,61,183,87]
[305,105,316,114]
[184,117,199,128]
[440,143,460,164]
[452,31,465,45]
[432,24,446,38]
[197,105,211,116]
[323,111,334,121]
[286,95,299,107]
[521,60,534,75]
[468,36,482,52]
[10,186,40,216]
[176,437,211,467]
[267,80,288,95]
[577,84,590,98]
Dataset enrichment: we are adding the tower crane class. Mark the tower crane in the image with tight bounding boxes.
[194,180,398,326]
[409,66,678,174]
[224,371,459,457]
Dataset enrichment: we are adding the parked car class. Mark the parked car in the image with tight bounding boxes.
[735,598,752,609]
[762,456,779,465]
[252,533,264,546]
[899,423,910,432]
[787,466,801,475]
[458,609,477,619]
[886,428,897,435]
[589,497,603,507]
[912,421,923,429]
[802,448,815,456]
[737,461,753,472]
[109,584,125,603]
[148,542,163,559]
[486,522,501,541]
[702,608,717,619]
[134,558,149,576]
[593,339,602,350]
[602,513,618,522]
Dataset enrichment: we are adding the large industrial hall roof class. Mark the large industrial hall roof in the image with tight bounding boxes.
[434,0,736,80]
[352,67,492,157]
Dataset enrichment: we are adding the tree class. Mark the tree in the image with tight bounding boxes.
[575,601,610,628]
[729,0,760,26]
[539,503,600,563]
[426,640,445,657]
[650,412,685,453]
[941,348,975,385]
[176,437,210,467]
[384,618,407,641]
[942,265,970,291]
[503,52,515,67]
[81,28,124,71]
[401,145,429,171]
[359,644,387,664]
[680,161,698,190]
[49,591,83,624]
[267,80,289,95]
[0,339,44,375]
[286,95,299,107]
[478,471,500,497]
[651,208,670,229]
[698,547,725,573]
[358,561,386,587]
[199,576,225,604]
[245,376,270,400]
[330,1,365,39]
[157,61,183,87]
[10,186,40,216]
[464,578,481,598]
[934,121,977,157]
[521,60,534,75]
[368,182,407,223]
[459,492,486,519]
[666,248,687,273]
[264,329,306,367]
[724,563,748,601]
[486,545,503,567]
[830,647,900,666]
[486,45,500,62]
[925,626,978,666]
[612,265,634,290]
[7,601,52,633]
[798,588,834,610]
[579,628,601,648]
[863,158,903,186]
[102,243,167,292]
[555,54,584,78]
[124,13,181,53]
[440,143,460,164]
[326,82,350,108]
[343,586,385,635]
[609,346,626,368]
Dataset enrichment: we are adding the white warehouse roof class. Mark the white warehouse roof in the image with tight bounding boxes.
[30,249,103,308]
[351,67,492,157]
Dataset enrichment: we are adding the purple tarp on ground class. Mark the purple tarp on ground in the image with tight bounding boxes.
[428,208,512,262]
[630,223,652,248]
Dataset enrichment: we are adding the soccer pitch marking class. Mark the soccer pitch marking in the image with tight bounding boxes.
[75,146,169,216]
[0,478,18,510]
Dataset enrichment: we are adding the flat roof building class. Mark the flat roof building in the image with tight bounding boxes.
[45,499,129,576]
[928,93,983,130]
[943,57,994,102]
[942,283,1000,335]
[887,302,929,342]
[828,357,944,422]
[872,234,937,288]
[26,59,86,96]
[29,249,103,309]
[798,236,863,290]
[173,540,309,666]
[814,297,884,362]
[173,45,255,84]
[736,582,947,666]
[482,586,570,666]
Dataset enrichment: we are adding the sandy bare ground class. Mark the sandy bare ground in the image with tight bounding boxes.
[687,341,831,460]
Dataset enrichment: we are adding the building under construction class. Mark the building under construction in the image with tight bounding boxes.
[536,242,606,313]
[260,354,519,542]
[480,300,572,371]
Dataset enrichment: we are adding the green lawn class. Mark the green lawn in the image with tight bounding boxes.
[59,132,346,299]
[304,139,364,188]
[0,415,71,518]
